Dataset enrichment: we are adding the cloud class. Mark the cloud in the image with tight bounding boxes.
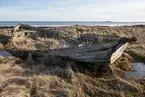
[0,0,145,21]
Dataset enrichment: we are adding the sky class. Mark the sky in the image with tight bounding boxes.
[0,0,145,21]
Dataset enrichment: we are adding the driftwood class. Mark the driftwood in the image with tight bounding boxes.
[11,24,63,39]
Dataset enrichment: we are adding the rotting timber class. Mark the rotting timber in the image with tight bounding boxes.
[8,41,129,64]
[1,24,137,65]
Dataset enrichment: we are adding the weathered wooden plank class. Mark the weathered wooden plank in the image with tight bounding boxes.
[110,43,129,64]
[7,41,128,64]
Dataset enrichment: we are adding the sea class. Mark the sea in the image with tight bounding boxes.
[0,21,145,27]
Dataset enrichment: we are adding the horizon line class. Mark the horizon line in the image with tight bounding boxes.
[0,21,145,23]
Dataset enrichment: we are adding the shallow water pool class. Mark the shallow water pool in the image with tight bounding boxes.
[0,50,12,57]
[124,62,145,79]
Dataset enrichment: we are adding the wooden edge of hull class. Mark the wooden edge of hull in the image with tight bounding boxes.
[110,42,129,64]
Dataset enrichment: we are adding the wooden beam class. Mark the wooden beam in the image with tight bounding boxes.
[110,43,129,64]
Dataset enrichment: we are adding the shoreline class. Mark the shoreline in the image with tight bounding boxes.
[0,24,145,28]
[1,21,145,27]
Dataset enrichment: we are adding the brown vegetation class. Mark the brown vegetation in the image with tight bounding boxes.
[0,55,145,97]
[0,25,145,97]
[11,37,62,50]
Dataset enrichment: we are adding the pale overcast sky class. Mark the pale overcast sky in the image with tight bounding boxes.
[0,0,145,21]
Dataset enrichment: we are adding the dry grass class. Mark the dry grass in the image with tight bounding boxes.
[109,53,134,76]
[1,25,145,97]
[10,37,63,51]
[0,43,4,49]
[0,55,145,97]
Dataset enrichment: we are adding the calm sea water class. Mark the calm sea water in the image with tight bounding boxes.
[0,21,145,27]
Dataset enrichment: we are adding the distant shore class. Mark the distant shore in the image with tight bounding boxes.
[0,24,145,29]
[1,21,145,27]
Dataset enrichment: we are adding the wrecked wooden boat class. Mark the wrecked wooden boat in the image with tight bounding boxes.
[6,36,136,64]
[1,24,137,64]
[8,41,129,64]
[11,24,65,39]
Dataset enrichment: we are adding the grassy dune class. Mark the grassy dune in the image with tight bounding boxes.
[0,25,145,97]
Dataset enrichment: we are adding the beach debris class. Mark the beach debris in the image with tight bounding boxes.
[0,24,137,66]
[7,36,136,64]
[11,24,66,39]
